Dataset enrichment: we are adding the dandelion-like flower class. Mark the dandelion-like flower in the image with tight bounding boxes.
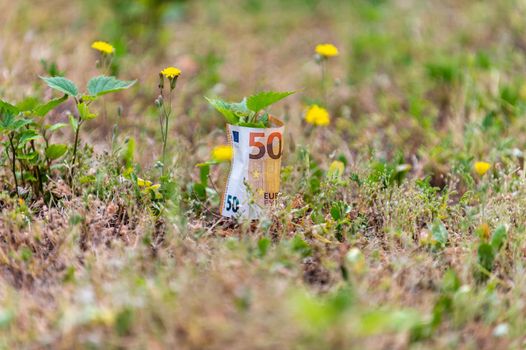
[305,105,330,126]
[212,145,233,162]
[160,67,182,79]
[137,178,153,187]
[474,161,491,176]
[315,43,339,58]
[91,41,115,55]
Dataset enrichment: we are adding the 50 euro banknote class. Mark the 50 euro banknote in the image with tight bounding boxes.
[220,117,284,219]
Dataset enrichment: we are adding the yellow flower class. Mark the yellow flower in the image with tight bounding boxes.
[137,178,152,187]
[160,67,182,79]
[474,161,491,176]
[315,43,339,58]
[149,184,161,191]
[305,105,330,126]
[211,145,233,162]
[327,160,345,179]
[91,41,115,55]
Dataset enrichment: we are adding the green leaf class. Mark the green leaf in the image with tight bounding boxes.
[491,225,507,251]
[0,114,16,131]
[441,269,460,293]
[11,118,33,131]
[478,243,495,272]
[32,95,68,117]
[45,144,68,160]
[46,122,68,133]
[69,114,79,132]
[0,99,19,115]
[257,237,271,257]
[430,219,448,249]
[230,98,253,118]
[331,203,342,221]
[77,102,96,120]
[114,308,134,336]
[246,90,295,113]
[17,151,38,161]
[238,121,265,128]
[16,97,40,113]
[18,129,40,146]
[87,76,136,96]
[199,163,210,185]
[205,97,239,124]
[40,76,79,97]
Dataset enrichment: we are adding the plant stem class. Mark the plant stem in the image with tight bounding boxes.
[321,59,328,106]
[8,134,18,194]
[71,118,82,181]
[161,92,173,177]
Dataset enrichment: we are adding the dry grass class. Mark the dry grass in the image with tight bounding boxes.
[1,0,526,349]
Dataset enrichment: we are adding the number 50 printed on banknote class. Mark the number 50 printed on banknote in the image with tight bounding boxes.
[220,117,284,219]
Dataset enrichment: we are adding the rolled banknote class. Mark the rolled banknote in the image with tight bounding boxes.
[221,117,284,219]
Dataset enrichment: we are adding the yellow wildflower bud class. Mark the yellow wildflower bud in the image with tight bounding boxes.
[305,105,330,126]
[91,41,115,55]
[211,145,233,162]
[315,43,339,58]
[137,178,152,187]
[160,67,181,79]
[474,161,491,176]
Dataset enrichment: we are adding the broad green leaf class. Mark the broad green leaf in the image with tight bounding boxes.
[491,225,507,251]
[18,129,41,146]
[0,99,19,115]
[205,97,239,124]
[431,219,448,248]
[17,151,38,161]
[1,116,33,134]
[40,76,79,97]
[0,113,16,131]
[16,97,39,112]
[46,122,68,133]
[87,76,136,96]
[45,144,68,160]
[32,95,68,117]
[77,102,96,120]
[11,118,33,130]
[246,90,295,113]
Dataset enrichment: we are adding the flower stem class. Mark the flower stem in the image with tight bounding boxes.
[70,118,82,182]
[321,59,328,106]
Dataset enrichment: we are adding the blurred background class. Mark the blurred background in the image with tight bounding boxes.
[2,0,526,180]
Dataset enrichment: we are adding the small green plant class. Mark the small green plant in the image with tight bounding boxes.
[40,75,136,182]
[1,95,69,197]
[0,74,135,198]
[474,224,507,283]
[206,90,295,127]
